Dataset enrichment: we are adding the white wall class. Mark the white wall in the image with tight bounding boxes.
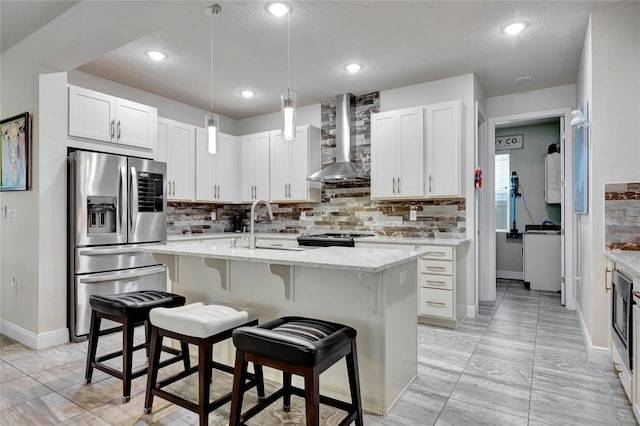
[488,85,576,118]
[580,3,640,349]
[236,104,321,135]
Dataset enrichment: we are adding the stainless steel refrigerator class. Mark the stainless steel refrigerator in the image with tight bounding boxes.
[68,150,168,341]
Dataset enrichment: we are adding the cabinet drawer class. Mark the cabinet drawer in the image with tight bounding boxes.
[419,245,453,260]
[419,259,452,275]
[419,273,453,290]
[419,288,453,318]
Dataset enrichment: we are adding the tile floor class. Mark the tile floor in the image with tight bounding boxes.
[0,279,636,425]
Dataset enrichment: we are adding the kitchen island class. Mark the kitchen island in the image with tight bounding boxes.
[140,239,425,415]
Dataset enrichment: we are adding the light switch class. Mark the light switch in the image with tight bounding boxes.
[210,211,216,220]
[409,210,417,221]
[8,208,16,222]
[300,211,306,220]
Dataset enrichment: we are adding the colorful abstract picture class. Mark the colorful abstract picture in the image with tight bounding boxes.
[1,112,30,191]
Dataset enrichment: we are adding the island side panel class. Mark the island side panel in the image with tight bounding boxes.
[382,261,418,412]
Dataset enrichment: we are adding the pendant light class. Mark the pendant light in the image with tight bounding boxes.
[281,3,296,141]
[205,4,221,154]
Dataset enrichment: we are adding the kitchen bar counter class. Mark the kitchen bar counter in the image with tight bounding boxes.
[605,250,640,275]
[139,240,420,415]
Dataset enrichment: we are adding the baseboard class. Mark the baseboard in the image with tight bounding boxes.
[497,270,524,280]
[575,303,611,366]
[0,320,69,350]
[466,304,478,319]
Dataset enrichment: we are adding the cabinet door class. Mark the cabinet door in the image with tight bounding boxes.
[156,119,168,163]
[68,86,116,142]
[253,133,271,200]
[115,98,156,150]
[269,131,290,201]
[168,122,195,201]
[239,135,256,201]
[195,127,215,201]
[425,101,460,197]
[289,126,310,200]
[216,133,236,202]
[370,111,398,198]
[397,108,424,197]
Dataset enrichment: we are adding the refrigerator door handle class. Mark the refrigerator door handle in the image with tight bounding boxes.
[130,166,138,235]
[78,266,166,284]
[78,246,154,256]
[119,165,127,236]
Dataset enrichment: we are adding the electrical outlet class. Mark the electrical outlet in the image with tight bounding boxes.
[7,208,16,222]
[409,210,417,221]
[10,276,18,293]
[628,208,640,217]
[399,270,407,284]
[300,211,306,220]
[210,211,216,220]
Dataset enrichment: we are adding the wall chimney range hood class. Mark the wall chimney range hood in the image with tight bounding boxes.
[307,93,370,183]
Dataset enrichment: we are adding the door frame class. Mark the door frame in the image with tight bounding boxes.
[480,108,575,309]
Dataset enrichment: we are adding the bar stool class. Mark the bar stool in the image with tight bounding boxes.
[144,302,264,426]
[84,290,189,403]
[229,316,363,426]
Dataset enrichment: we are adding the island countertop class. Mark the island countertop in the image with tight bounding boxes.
[140,240,426,273]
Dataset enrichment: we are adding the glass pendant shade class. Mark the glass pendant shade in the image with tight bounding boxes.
[206,113,219,154]
[281,91,297,141]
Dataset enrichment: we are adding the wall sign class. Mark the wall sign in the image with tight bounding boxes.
[495,134,524,151]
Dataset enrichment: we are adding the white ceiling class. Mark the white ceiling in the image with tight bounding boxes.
[1,1,616,119]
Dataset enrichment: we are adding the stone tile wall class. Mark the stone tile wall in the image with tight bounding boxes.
[168,91,466,238]
[605,182,640,250]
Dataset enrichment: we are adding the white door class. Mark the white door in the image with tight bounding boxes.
[168,122,195,201]
[216,133,236,203]
[397,108,424,197]
[371,112,398,198]
[289,126,309,200]
[195,127,215,201]
[68,86,115,143]
[426,101,460,197]
[115,98,156,150]
[269,131,290,201]
[253,133,271,200]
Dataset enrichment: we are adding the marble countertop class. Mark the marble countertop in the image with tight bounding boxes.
[167,232,470,246]
[140,240,426,272]
[605,250,640,275]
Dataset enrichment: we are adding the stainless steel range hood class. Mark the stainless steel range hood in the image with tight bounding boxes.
[307,93,369,183]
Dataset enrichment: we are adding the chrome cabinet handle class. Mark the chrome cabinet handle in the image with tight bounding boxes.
[426,300,446,306]
[429,174,432,192]
[130,166,138,234]
[605,267,612,293]
[398,177,401,193]
[427,266,446,271]
[392,177,396,194]
[285,184,288,198]
[111,120,115,138]
[172,181,176,196]
[426,280,446,286]
[426,251,446,257]
[117,120,121,140]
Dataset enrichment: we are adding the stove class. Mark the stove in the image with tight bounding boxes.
[296,233,374,247]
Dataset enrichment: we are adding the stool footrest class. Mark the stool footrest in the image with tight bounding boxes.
[238,388,286,423]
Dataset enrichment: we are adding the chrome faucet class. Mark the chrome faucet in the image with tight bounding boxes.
[249,199,274,249]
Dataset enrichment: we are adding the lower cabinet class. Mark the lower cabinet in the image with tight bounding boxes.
[417,244,465,328]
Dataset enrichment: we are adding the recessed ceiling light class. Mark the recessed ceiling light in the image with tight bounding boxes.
[514,76,533,84]
[240,90,256,98]
[145,50,167,61]
[345,63,363,73]
[266,2,290,16]
[502,22,528,35]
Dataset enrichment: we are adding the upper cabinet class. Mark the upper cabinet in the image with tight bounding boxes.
[195,128,236,203]
[371,100,462,200]
[68,85,157,151]
[371,107,425,199]
[269,125,321,203]
[239,132,270,202]
[157,118,195,201]
[425,100,461,198]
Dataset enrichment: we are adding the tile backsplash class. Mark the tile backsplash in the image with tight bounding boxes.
[605,182,640,250]
[168,91,466,238]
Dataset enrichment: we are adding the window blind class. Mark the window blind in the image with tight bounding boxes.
[495,154,510,232]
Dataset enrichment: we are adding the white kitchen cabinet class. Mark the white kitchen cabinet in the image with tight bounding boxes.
[239,132,270,202]
[371,107,424,199]
[417,244,466,328]
[195,128,236,203]
[68,85,157,151]
[269,125,321,203]
[157,118,195,201]
[425,100,461,197]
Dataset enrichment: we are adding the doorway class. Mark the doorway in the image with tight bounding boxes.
[478,108,575,309]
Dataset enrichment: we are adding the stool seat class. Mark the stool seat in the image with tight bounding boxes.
[150,302,257,338]
[90,290,185,317]
[232,317,356,367]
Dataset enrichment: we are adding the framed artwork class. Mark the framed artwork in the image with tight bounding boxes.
[1,112,30,191]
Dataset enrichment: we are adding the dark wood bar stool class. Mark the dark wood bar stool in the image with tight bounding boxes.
[229,316,364,426]
[144,302,264,426]
[84,290,188,403]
